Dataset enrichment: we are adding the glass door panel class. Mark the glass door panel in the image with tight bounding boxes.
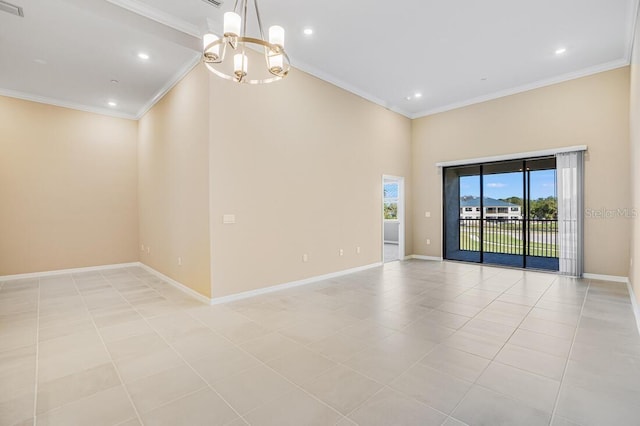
[482,161,525,268]
[525,158,559,271]
[444,165,481,263]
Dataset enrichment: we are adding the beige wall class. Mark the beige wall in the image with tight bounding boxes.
[138,65,212,297]
[412,67,631,277]
[4,51,633,299]
[0,97,138,275]
[630,10,640,304]
[208,66,412,297]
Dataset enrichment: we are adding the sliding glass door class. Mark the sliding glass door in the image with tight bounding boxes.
[443,157,559,271]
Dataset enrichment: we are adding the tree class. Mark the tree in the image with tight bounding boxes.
[498,196,557,219]
[529,196,557,219]
[502,196,523,207]
[384,203,398,220]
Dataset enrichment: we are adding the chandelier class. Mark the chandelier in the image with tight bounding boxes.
[202,0,290,84]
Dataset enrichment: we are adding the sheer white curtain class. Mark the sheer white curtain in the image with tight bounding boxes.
[556,151,584,276]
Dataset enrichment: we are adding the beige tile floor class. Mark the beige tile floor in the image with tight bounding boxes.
[1,260,640,426]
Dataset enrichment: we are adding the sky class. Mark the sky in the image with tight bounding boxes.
[384,183,399,198]
[460,169,556,200]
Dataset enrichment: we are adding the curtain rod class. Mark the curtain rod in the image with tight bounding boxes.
[435,145,587,168]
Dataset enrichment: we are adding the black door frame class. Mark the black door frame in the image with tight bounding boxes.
[442,156,557,271]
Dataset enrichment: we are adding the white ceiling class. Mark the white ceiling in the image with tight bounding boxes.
[1,0,638,119]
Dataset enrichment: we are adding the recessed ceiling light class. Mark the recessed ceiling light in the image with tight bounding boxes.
[137,52,150,60]
[107,101,117,107]
[414,93,423,99]
[110,79,119,84]
[480,77,488,81]
[555,47,567,55]
[34,59,47,65]
[405,96,412,101]
[303,28,313,36]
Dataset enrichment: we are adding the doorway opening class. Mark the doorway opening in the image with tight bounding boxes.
[443,157,558,271]
[383,175,405,263]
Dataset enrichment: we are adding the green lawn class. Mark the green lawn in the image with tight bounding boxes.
[460,226,558,258]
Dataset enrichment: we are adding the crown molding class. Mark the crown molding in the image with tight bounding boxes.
[624,0,640,64]
[135,54,202,119]
[105,0,201,37]
[410,58,630,119]
[289,58,414,119]
[0,88,137,120]
[0,56,201,122]
[2,56,630,123]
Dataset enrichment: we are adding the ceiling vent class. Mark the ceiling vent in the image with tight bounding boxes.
[0,0,23,17]
[201,0,223,8]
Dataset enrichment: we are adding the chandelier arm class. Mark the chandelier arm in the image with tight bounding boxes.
[253,0,265,42]
[242,0,248,38]
[203,37,290,84]
[232,0,240,13]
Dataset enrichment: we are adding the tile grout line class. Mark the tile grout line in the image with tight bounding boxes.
[394,274,492,426]
[256,280,483,423]
[470,273,587,414]
[101,271,247,426]
[434,272,555,424]
[184,309,348,425]
[195,281,444,424]
[228,267,542,424]
[277,274,496,423]
[32,278,41,426]
[196,278,467,423]
[433,272,585,423]
[71,272,146,426]
[440,275,540,424]
[357,264,512,425]
[21,264,583,426]
[7,262,620,424]
[206,307,411,424]
[548,278,591,425]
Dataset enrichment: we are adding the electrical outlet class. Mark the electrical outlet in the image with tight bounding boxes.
[146,246,150,254]
[356,246,361,254]
[425,211,431,218]
[302,254,308,262]
[427,239,431,245]
[339,249,344,256]
[140,244,144,252]
[178,257,182,266]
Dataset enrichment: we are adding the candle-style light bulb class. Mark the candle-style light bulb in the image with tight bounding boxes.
[234,53,248,81]
[224,12,241,36]
[269,25,285,48]
[203,33,220,62]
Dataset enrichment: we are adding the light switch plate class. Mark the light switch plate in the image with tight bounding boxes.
[223,214,236,224]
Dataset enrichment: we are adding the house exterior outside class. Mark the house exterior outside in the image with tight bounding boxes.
[460,197,522,220]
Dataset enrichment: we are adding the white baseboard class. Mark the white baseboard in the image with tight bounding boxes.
[626,280,640,337]
[209,262,383,305]
[0,262,140,282]
[136,262,212,305]
[583,273,629,283]
[0,260,384,307]
[406,255,443,262]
